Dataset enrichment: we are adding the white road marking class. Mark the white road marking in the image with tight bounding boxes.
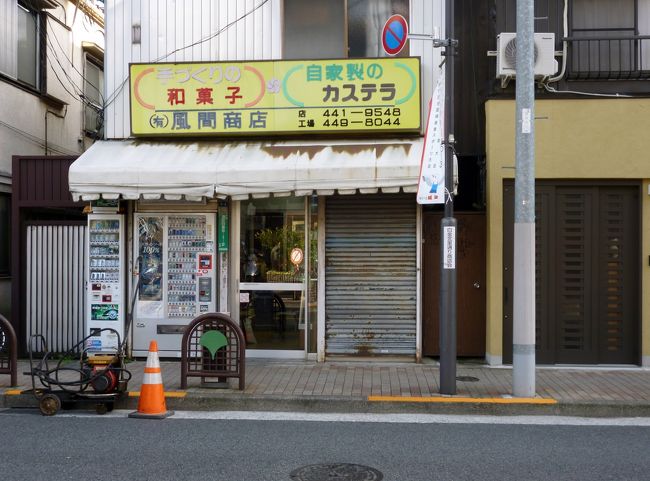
[4,409,650,426]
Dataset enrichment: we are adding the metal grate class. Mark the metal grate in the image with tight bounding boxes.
[290,464,383,481]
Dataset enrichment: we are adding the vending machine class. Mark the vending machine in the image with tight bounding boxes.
[86,214,125,352]
[133,213,217,357]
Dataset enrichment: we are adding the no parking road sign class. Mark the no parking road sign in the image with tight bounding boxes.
[382,14,408,56]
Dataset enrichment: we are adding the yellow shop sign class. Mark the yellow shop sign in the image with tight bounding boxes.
[129,58,421,136]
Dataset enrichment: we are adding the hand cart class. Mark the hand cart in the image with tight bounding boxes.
[26,329,132,416]
[24,256,158,416]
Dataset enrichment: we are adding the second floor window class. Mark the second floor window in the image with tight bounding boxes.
[283,0,409,59]
[572,0,636,36]
[569,0,645,78]
[84,55,104,137]
[17,1,40,89]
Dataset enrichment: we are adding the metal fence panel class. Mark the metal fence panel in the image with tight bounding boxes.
[26,224,87,353]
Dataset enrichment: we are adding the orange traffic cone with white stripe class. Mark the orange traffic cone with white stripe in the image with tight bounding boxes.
[129,340,174,419]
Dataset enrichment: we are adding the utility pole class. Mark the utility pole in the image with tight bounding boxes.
[410,3,457,395]
[513,0,536,397]
[439,0,457,395]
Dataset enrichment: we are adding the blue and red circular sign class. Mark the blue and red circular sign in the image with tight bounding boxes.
[382,14,408,56]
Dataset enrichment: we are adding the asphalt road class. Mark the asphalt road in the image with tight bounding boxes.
[1,409,649,481]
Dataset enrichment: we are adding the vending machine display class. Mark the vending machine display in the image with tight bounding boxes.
[133,213,216,356]
[167,216,208,319]
[86,215,124,352]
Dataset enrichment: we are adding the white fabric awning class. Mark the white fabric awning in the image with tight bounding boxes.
[69,138,423,201]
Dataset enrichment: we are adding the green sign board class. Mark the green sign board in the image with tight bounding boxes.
[218,213,229,252]
[91,304,119,321]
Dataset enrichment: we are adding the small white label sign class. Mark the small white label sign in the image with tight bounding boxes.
[443,226,456,269]
[521,108,531,134]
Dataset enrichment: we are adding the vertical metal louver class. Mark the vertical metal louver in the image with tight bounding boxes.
[555,191,596,362]
[26,224,87,353]
[597,189,638,364]
[325,194,416,356]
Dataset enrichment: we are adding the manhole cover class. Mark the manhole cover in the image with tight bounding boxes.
[456,376,480,382]
[290,464,383,481]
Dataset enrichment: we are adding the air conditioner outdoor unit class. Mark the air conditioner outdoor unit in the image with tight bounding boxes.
[496,32,557,87]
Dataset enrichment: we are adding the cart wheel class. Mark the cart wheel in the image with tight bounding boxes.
[39,394,61,416]
[96,403,108,415]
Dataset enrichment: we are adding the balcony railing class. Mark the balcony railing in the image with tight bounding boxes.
[566,34,650,80]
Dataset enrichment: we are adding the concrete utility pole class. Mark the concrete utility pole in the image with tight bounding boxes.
[439,0,457,395]
[513,0,536,397]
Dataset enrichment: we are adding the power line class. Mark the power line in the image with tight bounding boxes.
[46,16,105,103]
[26,6,86,104]
[153,0,272,62]
[102,0,272,112]
[45,37,88,103]
[0,119,78,155]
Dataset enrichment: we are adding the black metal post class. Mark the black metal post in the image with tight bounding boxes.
[439,0,457,395]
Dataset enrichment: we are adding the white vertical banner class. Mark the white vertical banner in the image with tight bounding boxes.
[416,68,446,205]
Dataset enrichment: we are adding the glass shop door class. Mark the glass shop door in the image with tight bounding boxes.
[239,197,309,354]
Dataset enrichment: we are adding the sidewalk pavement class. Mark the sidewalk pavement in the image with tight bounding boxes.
[2,358,650,417]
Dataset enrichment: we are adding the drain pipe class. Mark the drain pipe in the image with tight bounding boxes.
[44,108,67,155]
[547,0,568,83]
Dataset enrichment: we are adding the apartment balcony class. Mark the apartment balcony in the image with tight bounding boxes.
[566,33,650,81]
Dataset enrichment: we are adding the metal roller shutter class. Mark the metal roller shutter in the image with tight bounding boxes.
[325,194,417,356]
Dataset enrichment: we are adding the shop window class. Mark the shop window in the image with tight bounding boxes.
[0,194,10,276]
[240,197,306,283]
[17,1,41,89]
[283,0,409,59]
[84,55,104,137]
[569,0,641,77]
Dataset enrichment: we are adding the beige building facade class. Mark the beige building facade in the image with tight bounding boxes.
[486,98,650,367]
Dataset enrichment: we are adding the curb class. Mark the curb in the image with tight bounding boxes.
[4,389,650,417]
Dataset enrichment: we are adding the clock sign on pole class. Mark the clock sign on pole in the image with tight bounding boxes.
[382,14,409,56]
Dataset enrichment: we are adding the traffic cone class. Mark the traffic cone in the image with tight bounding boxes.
[129,340,174,419]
